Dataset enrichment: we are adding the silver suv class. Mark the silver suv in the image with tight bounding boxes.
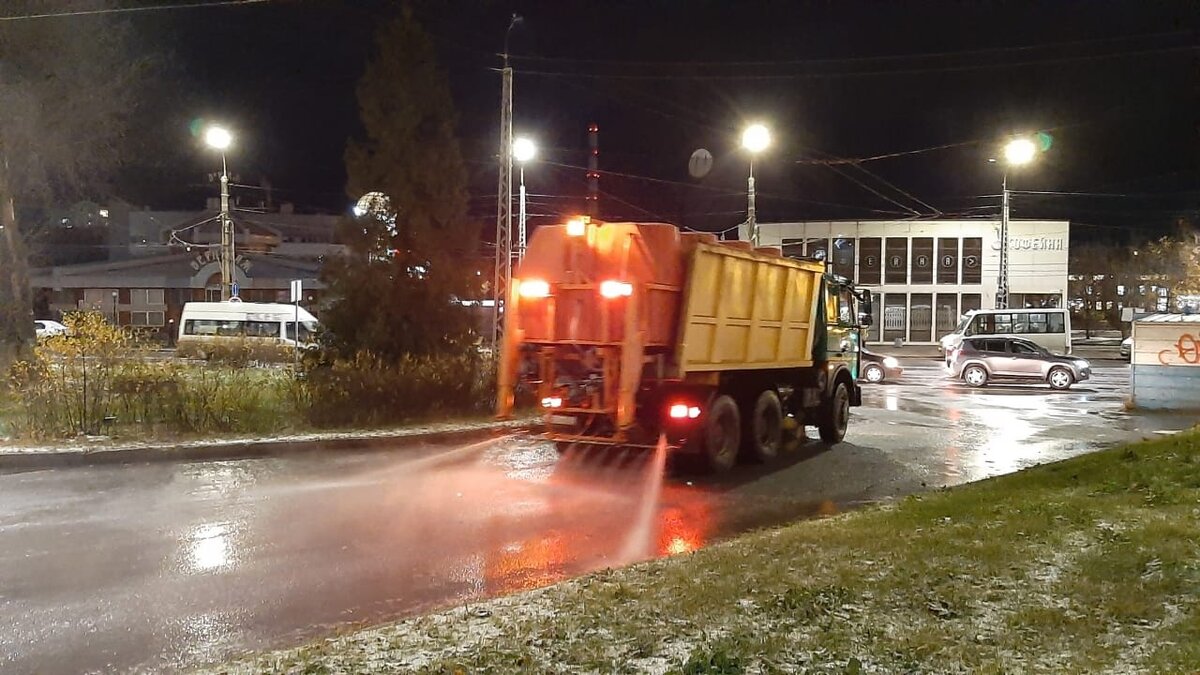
[948,337,1091,390]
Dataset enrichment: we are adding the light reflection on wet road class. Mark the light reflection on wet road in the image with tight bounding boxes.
[0,363,1193,674]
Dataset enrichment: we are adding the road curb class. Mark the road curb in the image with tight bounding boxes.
[0,422,537,473]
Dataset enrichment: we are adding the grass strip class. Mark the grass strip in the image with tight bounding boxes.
[206,430,1200,674]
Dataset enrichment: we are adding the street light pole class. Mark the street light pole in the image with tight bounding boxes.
[747,157,757,246]
[219,152,233,301]
[996,136,1036,310]
[741,123,770,247]
[204,126,235,301]
[512,136,536,262]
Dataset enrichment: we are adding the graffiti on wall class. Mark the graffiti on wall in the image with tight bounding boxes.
[1158,333,1200,366]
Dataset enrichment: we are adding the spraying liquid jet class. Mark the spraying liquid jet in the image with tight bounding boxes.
[377,433,518,475]
[616,434,669,564]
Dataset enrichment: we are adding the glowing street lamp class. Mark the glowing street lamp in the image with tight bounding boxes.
[513,136,537,260]
[742,123,770,246]
[205,125,235,300]
[996,135,1040,310]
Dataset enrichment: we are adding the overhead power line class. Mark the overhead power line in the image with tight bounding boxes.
[505,45,1198,81]
[541,159,912,216]
[501,30,1191,68]
[0,0,269,21]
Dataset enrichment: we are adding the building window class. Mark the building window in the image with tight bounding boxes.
[962,237,983,284]
[805,238,830,261]
[831,238,855,281]
[130,288,165,306]
[859,238,882,285]
[935,293,959,337]
[885,238,908,284]
[883,293,907,342]
[911,238,934,284]
[962,293,982,314]
[910,293,933,341]
[937,238,959,284]
[130,311,165,327]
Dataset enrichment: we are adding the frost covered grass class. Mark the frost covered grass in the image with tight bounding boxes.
[204,430,1200,674]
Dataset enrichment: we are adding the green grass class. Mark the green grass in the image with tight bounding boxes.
[204,430,1200,674]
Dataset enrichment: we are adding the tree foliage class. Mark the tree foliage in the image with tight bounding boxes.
[0,4,149,352]
[320,7,480,359]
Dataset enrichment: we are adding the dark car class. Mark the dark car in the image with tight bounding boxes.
[860,348,902,384]
[948,337,1091,390]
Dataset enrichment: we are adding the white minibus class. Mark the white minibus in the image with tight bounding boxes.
[177,301,319,359]
[939,308,1072,358]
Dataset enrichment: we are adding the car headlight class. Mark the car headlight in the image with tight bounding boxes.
[1074,359,1090,369]
[882,356,900,369]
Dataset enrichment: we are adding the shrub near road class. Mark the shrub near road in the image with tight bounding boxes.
[1,312,496,440]
[211,431,1200,674]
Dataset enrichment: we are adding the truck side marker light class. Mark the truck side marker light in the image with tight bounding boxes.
[519,279,551,298]
[600,280,633,298]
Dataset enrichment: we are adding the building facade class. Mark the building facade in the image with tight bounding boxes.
[752,219,1070,345]
[30,205,343,338]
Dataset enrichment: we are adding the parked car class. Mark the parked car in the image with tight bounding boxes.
[860,348,902,383]
[948,336,1091,390]
[34,320,68,339]
[1120,336,1132,361]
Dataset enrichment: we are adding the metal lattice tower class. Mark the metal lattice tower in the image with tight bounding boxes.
[492,60,514,347]
[996,173,1010,310]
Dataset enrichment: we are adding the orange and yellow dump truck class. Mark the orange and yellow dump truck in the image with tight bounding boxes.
[496,219,874,473]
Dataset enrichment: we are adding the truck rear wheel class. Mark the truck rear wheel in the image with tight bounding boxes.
[818,382,850,445]
[703,395,740,473]
[745,390,783,462]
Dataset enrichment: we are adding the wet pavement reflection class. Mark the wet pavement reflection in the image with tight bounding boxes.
[0,363,1194,674]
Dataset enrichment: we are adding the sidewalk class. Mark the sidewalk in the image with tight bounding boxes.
[0,417,534,472]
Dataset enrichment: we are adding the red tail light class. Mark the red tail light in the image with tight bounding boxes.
[669,403,702,419]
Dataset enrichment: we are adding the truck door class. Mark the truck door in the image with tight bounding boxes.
[825,283,861,378]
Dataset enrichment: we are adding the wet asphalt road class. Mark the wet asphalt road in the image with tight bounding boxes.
[1,362,1195,674]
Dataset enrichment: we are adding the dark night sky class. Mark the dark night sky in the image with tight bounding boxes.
[102,0,1200,242]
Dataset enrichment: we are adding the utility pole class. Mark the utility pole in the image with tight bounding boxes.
[493,14,520,348]
[997,172,1010,310]
[586,123,599,217]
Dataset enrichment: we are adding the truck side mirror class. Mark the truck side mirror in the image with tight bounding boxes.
[858,293,874,327]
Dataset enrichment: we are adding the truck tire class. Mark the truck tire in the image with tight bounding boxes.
[745,389,783,462]
[818,382,850,445]
[703,395,740,473]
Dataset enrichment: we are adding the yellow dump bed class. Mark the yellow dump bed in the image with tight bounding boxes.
[677,241,825,374]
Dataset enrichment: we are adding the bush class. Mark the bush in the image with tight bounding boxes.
[300,351,496,428]
[2,312,498,439]
[4,312,301,439]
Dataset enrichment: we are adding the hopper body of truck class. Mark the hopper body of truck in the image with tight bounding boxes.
[496,219,872,472]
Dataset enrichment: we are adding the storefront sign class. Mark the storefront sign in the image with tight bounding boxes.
[190,250,253,273]
[992,236,1065,251]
